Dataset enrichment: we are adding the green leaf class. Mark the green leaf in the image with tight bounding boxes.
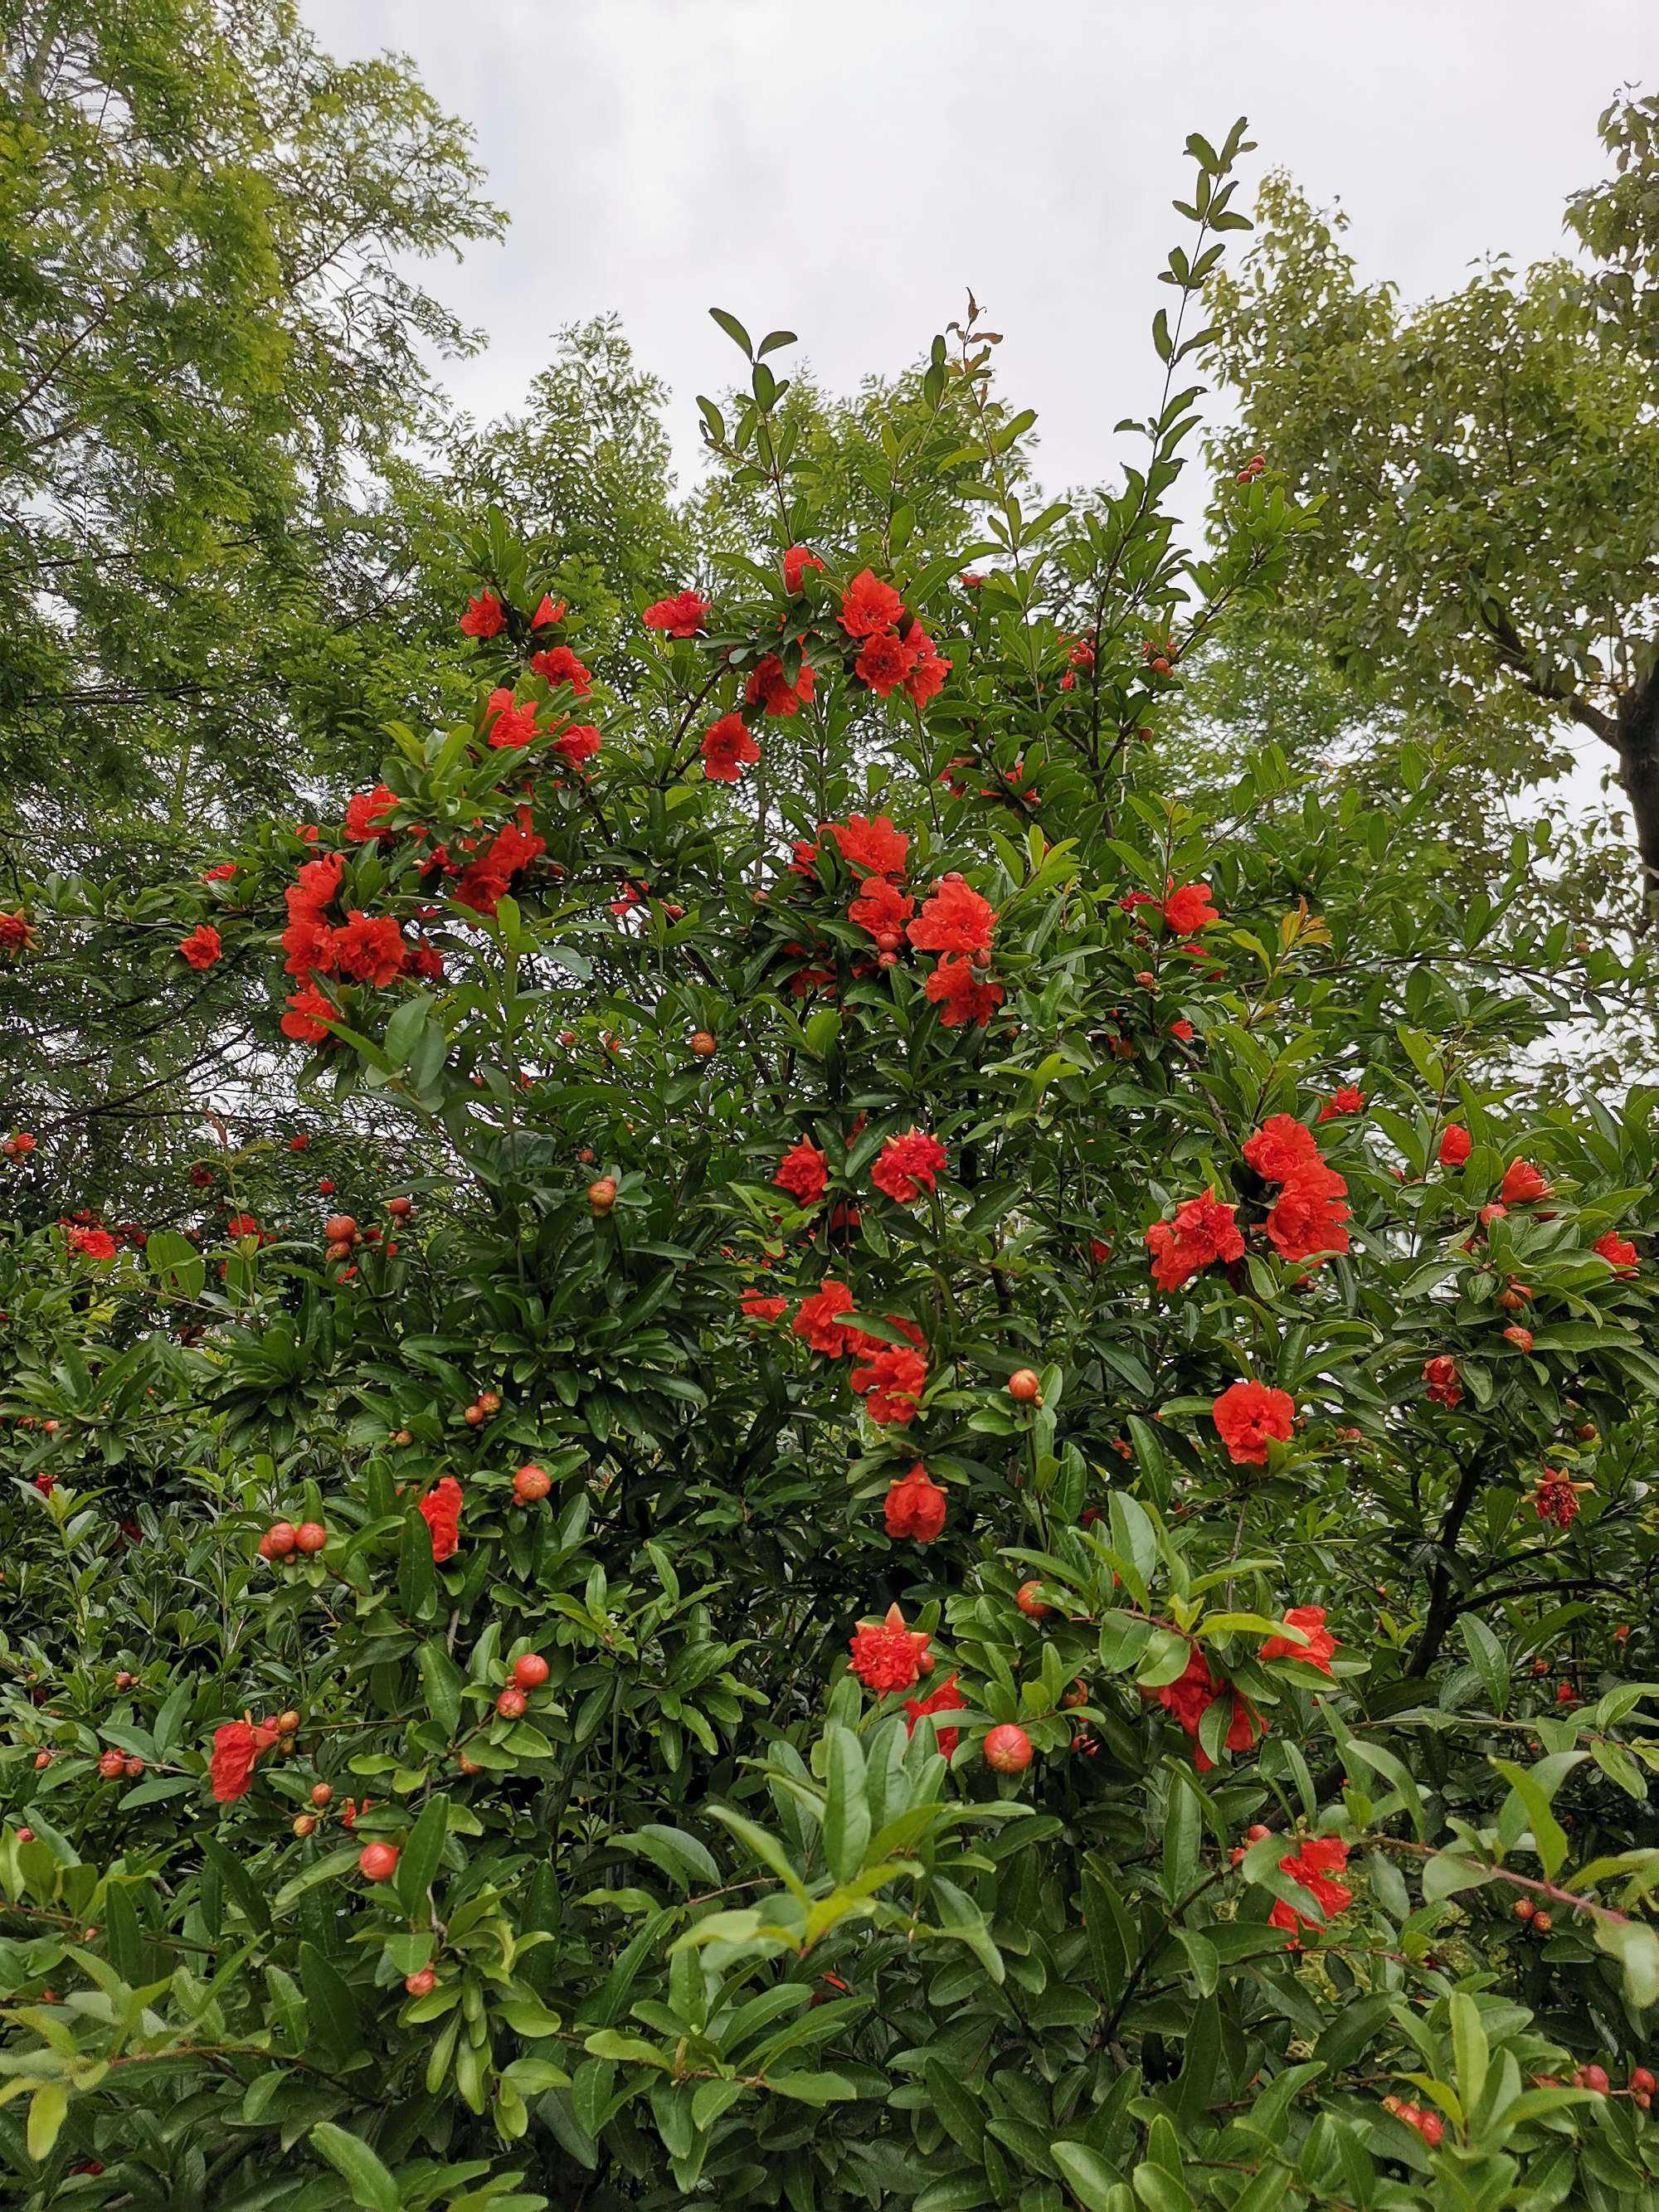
[396,1792,450,1917]
[1457,1615,1508,1712]
[309,2122,401,2212]
[1053,2140,1126,2210]
[270,1845,360,1917]
[26,2080,69,2164]
[708,307,753,357]
[1450,1991,1489,2112]
[822,1724,871,1881]
[416,1641,464,1739]
[299,1941,362,2064]
[765,2071,859,2103]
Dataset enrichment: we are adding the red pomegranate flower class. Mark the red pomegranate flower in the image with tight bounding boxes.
[418,1476,463,1563]
[902,625,951,709]
[884,1462,947,1543]
[830,814,910,879]
[530,643,592,695]
[460,591,505,638]
[793,1279,857,1356]
[1501,1159,1550,1203]
[907,877,996,962]
[745,654,815,717]
[1145,1189,1244,1292]
[643,589,710,637]
[1268,1835,1353,1937]
[1423,1354,1462,1408]
[0,910,37,954]
[343,785,400,843]
[903,1672,966,1755]
[1260,1606,1338,1673]
[923,957,1004,1028]
[1317,1087,1366,1122]
[839,569,906,640]
[1594,1229,1638,1274]
[871,1130,947,1203]
[209,1719,272,1803]
[1438,1123,1472,1167]
[66,1225,118,1261]
[775,1139,829,1205]
[281,986,336,1043]
[849,1341,928,1426]
[701,713,761,782]
[782,545,825,594]
[483,688,541,749]
[848,875,915,941]
[1212,1378,1296,1466]
[848,1602,931,1693]
[1243,1115,1323,1184]
[178,924,222,970]
[552,723,601,771]
[330,913,407,988]
[1264,1170,1351,1264]
[1162,881,1218,933]
[854,629,921,698]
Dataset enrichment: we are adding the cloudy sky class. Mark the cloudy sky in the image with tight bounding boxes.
[311,0,1653,508]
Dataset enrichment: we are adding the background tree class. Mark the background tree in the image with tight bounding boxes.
[1204,89,1659,913]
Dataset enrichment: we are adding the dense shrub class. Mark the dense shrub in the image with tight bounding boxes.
[4,126,1659,2211]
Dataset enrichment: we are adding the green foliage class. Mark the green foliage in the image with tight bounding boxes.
[2,95,1659,2212]
[1204,89,1659,912]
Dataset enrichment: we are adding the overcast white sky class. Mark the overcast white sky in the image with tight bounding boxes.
[309,0,1656,504]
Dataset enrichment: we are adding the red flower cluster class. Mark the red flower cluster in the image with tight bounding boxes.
[1260,1606,1338,1673]
[902,875,1003,1028]
[1317,1087,1366,1122]
[702,713,761,782]
[745,654,815,717]
[418,1476,463,1563]
[209,1718,280,1803]
[1145,1189,1244,1291]
[871,1129,946,1203]
[1438,1122,1472,1166]
[530,642,591,696]
[454,812,547,917]
[848,1602,931,1694]
[483,688,541,749]
[643,589,710,638]
[178,924,222,970]
[1162,881,1219,934]
[884,1462,946,1543]
[1533,1468,1590,1529]
[830,814,913,948]
[460,591,505,639]
[775,1138,829,1205]
[849,1320,928,1425]
[1501,1159,1551,1204]
[1243,1116,1351,1264]
[0,911,36,954]
[1268,1835,1352,1939]
[1155,1647,1263,1771]
[838,569,951,708]
[1212,1378,1296,1466]
[1423,1354,1462,1408]
[903,1673,965,1755]
[782,545,824,594]
[1595,1228,1638,1274]
[793,1278,857,1355]
[786,1281,928,1422]
[66,1223,118,1261]
[343,785,399,843]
